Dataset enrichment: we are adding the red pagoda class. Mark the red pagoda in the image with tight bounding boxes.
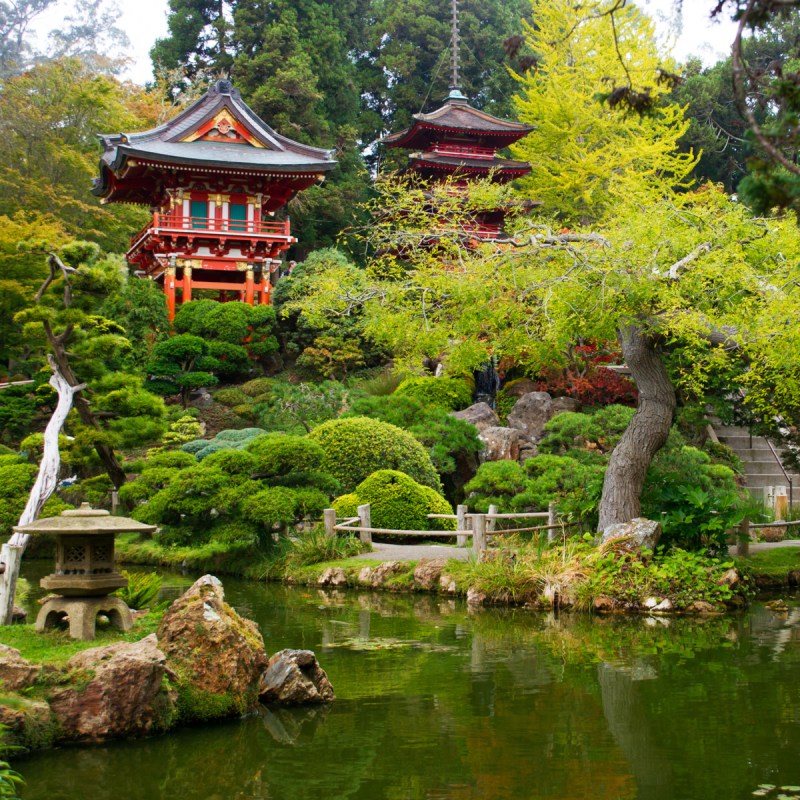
[383,1,533,241]
[93,80,336,320]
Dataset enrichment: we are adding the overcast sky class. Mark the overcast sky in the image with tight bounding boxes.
[32,0,739,86]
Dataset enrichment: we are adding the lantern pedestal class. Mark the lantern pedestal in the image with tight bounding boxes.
[35,595,133,641]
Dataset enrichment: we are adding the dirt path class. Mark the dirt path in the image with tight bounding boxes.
[729,539,800,556]
[353,542,473,562]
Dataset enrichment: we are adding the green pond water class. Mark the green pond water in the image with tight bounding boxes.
[13,572,800,800]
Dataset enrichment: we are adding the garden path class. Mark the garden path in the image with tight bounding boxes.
[353,542,472,562]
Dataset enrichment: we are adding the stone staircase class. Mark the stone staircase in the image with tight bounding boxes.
[711,424,800,506]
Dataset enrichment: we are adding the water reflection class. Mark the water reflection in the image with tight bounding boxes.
[15,577,800,800]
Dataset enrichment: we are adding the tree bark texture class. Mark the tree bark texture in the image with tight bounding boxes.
[596,325,676,532]
[0,356,81,624]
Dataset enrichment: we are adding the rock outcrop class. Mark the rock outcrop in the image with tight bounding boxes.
[0,644,40,691]
[156,574,268,720]
[479,426,526,462]
[507,392,554,440]
[48,634,174,743]
[4,575,337,751]
[601,518,662,551]
[451,402,499,432]
[259,649,335,705]
[413,559,449,591]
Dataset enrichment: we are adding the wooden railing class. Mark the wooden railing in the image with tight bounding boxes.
[323,503,575,555]
[431,142,496,161]
[130,213,291,246]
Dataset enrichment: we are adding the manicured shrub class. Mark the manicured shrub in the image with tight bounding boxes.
[333,470,455,531]
[463,460,527,513]
[395,376,473,411]
[200,449,257,475]
[245,434,325,476]
[182,439,211,455]
[241,487,299,530]
[241,377,274,398]
[215,427,267,442]
[309,416,441,493]
[145,451,197,470]
[214,388,250,408]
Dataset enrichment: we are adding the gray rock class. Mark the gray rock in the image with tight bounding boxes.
[507,392,553,441]
[317,568,348,587]
[190,388,215,408]
[259,649,335,705]
[601,518,662,550]
[451,402,500,433]
[479,426,525,462]
[502,379,537,398]
[0,644,40,691]
[551,397,581,414]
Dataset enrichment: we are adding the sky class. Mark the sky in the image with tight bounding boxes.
[31,0,740,86]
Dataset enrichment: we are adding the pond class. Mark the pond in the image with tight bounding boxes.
[14,571,800,800]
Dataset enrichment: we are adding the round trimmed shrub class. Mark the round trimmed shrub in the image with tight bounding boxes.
[395,376,473,411]
[334,470,455,531]
[309,417,441,493]
[182,439,211,455]
[200,449,257,475]
[215,427,267,442]
[241,377,274,398]
[214,388,250,408]
[145,450,197,470]
[245,434,326,476]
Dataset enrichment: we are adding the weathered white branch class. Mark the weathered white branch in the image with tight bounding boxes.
[0,355,84,625]
[667,242,712,280]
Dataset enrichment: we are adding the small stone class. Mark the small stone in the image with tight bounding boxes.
[601,518,662,551]
[439,574,457,594]
[318,568,348,587]
[0,644,40,691]
[652,599,673,612]
[643,597,662,610]
[413,559,449,591]
[593,595,614,612]
[357,567,373,585]
[685,600,718,614]
[717,568,741,588]
[466,588,487,605]
[259,649,334,706]
[367,561,405,588]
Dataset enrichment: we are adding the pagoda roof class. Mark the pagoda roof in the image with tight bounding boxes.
[93,80,336,203]
[408,152,532,177]
[384,95,534,150]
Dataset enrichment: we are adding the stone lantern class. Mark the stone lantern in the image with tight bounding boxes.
[13,503,156,641]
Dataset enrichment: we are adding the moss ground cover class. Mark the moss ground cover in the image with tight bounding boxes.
[0,612,162,668]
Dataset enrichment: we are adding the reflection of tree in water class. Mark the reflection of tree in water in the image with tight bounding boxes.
[19,582,800,800]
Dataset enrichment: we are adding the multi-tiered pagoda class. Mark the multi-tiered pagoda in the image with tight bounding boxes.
[93,80,335,320]
[383,2,533,241]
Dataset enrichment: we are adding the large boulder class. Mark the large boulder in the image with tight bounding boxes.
[551,396,581,414]
[479,426,527,462]
[451,402,500,433]
[48,634,174,743]
[601,518,662,550]
[259,649,335,705]
[157,574,268,720]
[413,558,449,591]
[507,392,554,441]
[0,645,40,691]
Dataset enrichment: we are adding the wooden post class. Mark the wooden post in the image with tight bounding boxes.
[737,517,750,557]
[457,504,469,547]
[259,275,271,306]
[472,513,487,556]
[323,508,337,539]
[182,265,192,304]
[547,502,557,543]
[111,490,119,514]
[487,504,498,537]
[164,266,176,322]
[358,503,372,546]
[245,268,255,305]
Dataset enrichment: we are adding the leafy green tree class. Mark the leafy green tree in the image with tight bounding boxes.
[510,0,696,224]
[0,58,159,251]
[147,334,219,408]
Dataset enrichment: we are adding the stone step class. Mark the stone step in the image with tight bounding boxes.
[741,475,797,490]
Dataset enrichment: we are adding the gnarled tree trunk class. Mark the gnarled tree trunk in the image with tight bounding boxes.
[596,325,676,532]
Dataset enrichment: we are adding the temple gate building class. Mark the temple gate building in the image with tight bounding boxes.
[93,80,336,320]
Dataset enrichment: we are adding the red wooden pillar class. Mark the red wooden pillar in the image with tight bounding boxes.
[164,266,176,322]
[244,268,255,305]
[258,274,271,306]
[182,266,192,304]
